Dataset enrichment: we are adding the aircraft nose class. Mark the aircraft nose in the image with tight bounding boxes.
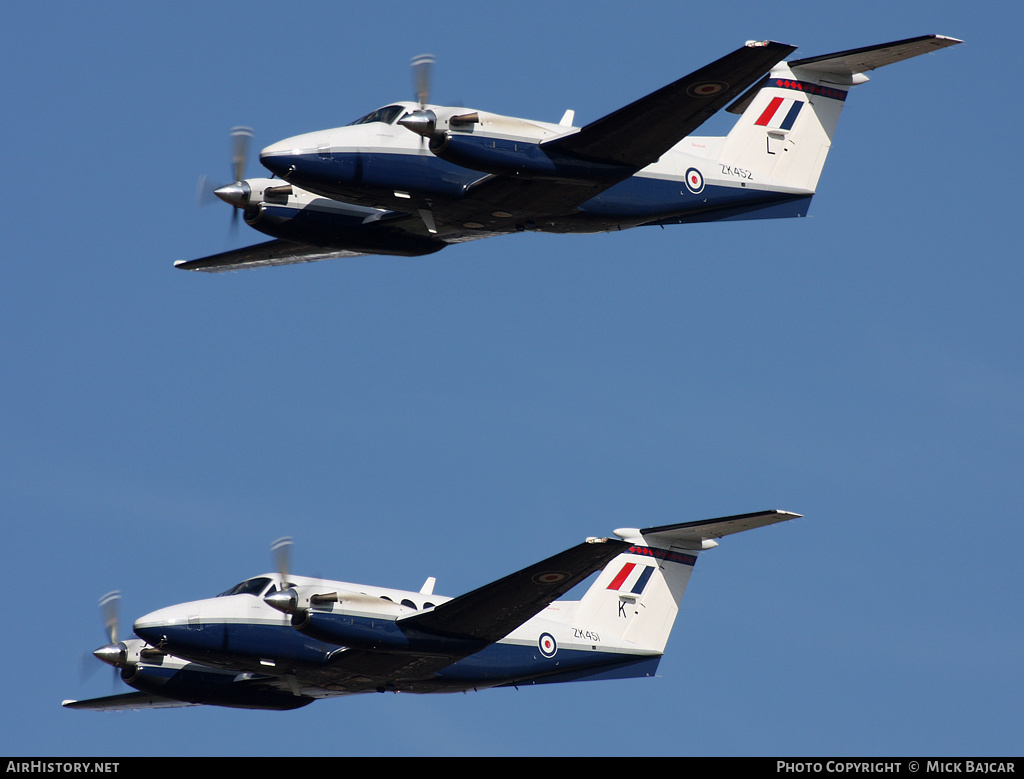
[259,139,299,179]
[133,604,185,645]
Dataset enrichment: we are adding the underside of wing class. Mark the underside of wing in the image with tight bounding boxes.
[542,40,796,169]
[62,691,199,711]
[175,239,366,272]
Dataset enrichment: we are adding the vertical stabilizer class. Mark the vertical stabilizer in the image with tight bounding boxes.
[719,63,850,193]
[571,543,697,655]
[570,510,801,655]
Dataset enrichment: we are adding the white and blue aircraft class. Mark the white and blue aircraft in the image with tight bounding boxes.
[65,510,799,710]
[177,35,959,272]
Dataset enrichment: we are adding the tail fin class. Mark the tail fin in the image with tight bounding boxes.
[718,35,961,193]
[571,510,800,654]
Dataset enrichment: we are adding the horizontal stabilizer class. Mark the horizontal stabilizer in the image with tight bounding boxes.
[620,509,801,549]
[789,34,962,76]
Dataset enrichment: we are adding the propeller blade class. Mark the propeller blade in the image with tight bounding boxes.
[196,174,223,208]
[99,590,121,645]
[271,536,293,586]
[231,126,254,183]
[411,54,435,109]
[95,590,123,689]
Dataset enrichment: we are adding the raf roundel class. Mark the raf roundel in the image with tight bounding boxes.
[532,571,569,585]
[686,80,729,98]
[684,167,705,194]
[538,633,558,658]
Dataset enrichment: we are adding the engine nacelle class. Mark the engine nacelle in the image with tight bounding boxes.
[297,610,487,657]
[237,182,446,257]
[126,664,313,710]
[429,133,631,182]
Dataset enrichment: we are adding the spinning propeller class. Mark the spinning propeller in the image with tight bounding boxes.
[81,591,125,686]
[400,54,439,142]
[271,536,293,588]
[99,590,121,646]
[400,54,478,145]
[263,537,395,618]
[412,53,434,109]
[88,591,124,667]
[265,536,302,615]
[196,126,255,229]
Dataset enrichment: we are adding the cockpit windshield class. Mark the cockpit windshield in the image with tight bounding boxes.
[348,105,406,126]
[217,577,272,597]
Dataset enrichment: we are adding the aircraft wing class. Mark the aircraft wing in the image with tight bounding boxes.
[175,239,366,272]
[542,40,796,169]
[62,691,199,711]
[434,41,796,229]
[399,537,630,642]
[290,536,630,694]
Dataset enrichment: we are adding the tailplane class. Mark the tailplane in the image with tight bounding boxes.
[718,35,961,193]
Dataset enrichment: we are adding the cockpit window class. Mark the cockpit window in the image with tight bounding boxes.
[217,577,272,597]
[348,105,406,126]
[264,583,296,597]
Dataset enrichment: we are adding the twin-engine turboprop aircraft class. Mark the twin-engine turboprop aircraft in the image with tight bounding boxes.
[176,34,959,272]
[64,510,799,711]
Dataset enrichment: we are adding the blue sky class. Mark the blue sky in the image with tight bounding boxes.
[3,1,1020,757]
